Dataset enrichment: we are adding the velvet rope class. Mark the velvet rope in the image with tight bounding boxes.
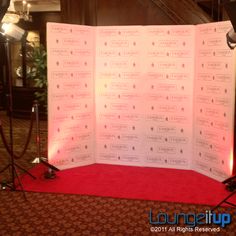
[0,110,35,159]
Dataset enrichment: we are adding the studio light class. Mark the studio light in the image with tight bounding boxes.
[226,28,236,49]
[225,1,236,49]
[220,1,236,194]
[1,22,27,40]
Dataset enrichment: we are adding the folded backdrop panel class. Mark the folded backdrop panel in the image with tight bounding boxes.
[47,21,235,181]
[193,21,236,181]
[47,23,96,170]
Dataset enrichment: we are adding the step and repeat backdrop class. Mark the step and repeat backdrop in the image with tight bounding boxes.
[47,21,235,181]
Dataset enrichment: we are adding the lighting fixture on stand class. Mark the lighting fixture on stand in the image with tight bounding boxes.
[1,0,32,24]
[212,1,236,211]
[0,22,35,193]
[1,22,27,40]
[223,0,236,191]
[224,1,236,50]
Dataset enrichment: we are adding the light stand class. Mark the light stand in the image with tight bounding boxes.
[212,1,236,210]
[0,23,35,192]
[0,37,24,190]
[222,1,236,192]
[6,37,14,189]
[0,0,10,190]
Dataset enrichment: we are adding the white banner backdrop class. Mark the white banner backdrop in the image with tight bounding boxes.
[95,25,195,169]
[47,21,235,181]
[193,21,236,180]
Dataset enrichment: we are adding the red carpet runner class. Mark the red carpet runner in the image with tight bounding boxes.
[20,163,236,206]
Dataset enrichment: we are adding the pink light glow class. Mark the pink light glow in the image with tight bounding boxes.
[230,147,234,174]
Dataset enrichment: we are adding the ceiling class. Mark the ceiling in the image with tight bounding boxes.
[14,0,61,12]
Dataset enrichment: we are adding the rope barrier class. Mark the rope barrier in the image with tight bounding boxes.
[0,104,35,159]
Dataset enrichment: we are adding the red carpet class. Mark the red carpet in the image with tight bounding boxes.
[20,163,236,206]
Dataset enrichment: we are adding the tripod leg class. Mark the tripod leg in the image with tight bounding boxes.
[14,162,36,179]
[222,174,236,184]
[0,163,10,174]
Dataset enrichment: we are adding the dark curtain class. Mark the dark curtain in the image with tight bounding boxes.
[60,0,211,26]
[60,0,97,25]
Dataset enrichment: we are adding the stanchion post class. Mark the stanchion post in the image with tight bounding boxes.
[32,100,59,178]
[33,100,41,162]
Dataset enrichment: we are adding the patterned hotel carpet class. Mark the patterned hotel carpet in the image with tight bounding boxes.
[0,111,236,235]
[0,190,235,236]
